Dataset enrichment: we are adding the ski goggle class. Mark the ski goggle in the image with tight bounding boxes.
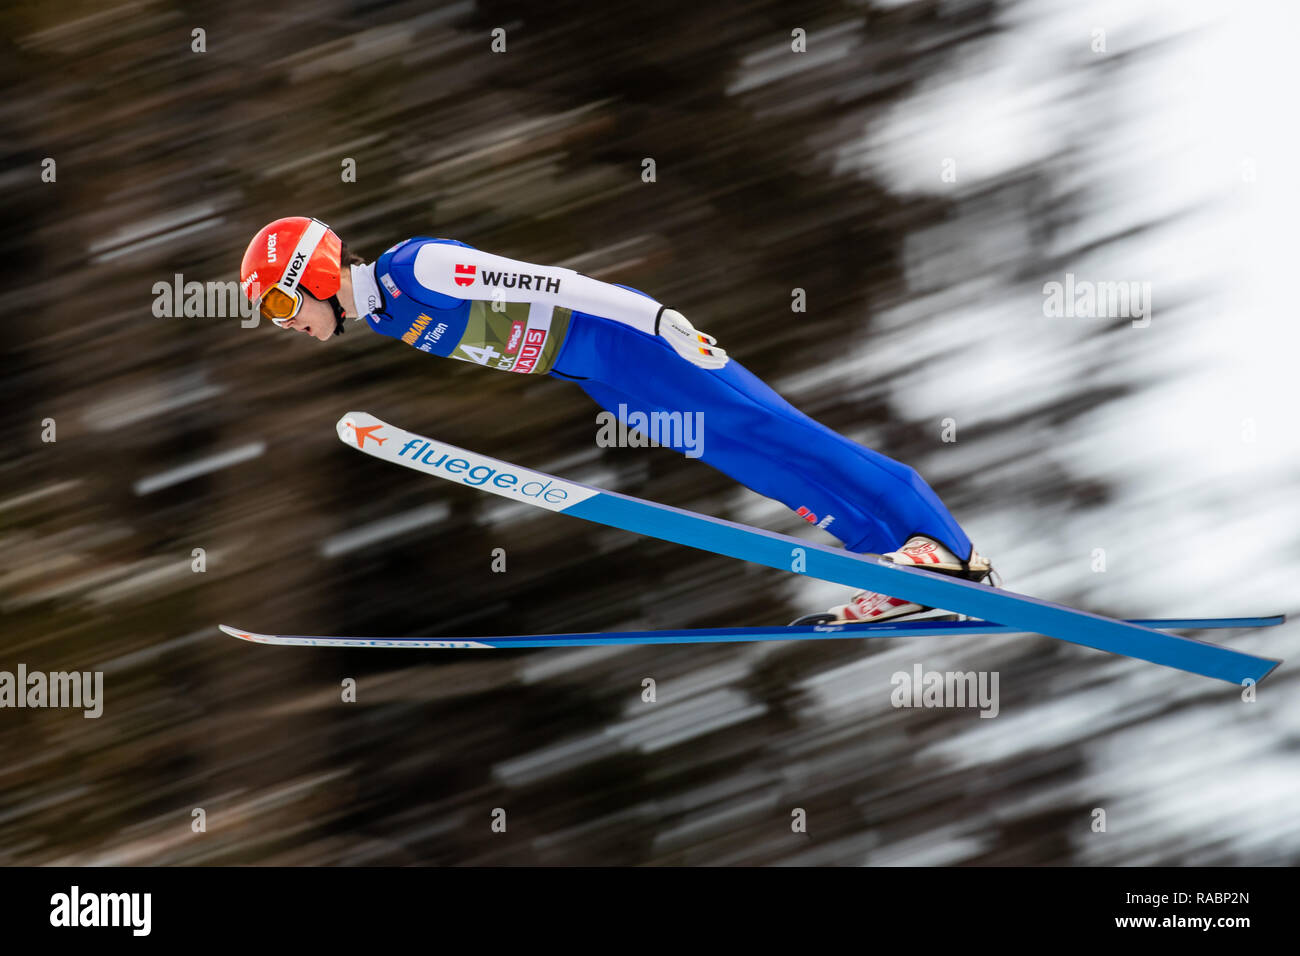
[255,284,305,326]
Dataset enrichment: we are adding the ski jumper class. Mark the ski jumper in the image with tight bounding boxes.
[356,237,972,559]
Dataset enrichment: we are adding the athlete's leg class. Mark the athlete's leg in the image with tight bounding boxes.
[551,315,972,557]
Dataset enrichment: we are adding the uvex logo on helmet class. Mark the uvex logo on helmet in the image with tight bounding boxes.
[283,250,309,287]
[266,233,278,263]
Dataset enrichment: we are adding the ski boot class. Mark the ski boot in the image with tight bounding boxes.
[790,535,996,626]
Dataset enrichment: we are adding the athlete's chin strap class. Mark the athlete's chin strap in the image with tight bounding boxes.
[329,295,347,336]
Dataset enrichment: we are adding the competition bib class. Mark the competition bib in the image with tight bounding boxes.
[445,300,572,375]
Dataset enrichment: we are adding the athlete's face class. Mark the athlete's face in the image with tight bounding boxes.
[276,293,336,341]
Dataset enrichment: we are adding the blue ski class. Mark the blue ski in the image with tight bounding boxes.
[330,412,1283,684]
[219,616,1285,651]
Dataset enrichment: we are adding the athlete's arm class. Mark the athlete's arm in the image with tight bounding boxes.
[410,243,727,369]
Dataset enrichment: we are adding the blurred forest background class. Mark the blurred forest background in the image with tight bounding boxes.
[2,0,1297,865]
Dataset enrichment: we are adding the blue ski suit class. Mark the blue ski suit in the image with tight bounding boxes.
[355,237,972,559]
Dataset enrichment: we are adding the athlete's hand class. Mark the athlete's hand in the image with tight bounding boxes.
[659,309,729,369]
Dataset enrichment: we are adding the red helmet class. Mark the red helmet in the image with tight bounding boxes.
[240,217,343,325]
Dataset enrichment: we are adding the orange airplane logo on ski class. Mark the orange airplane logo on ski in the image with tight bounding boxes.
[352,423,386,449]
[342,419,387,449]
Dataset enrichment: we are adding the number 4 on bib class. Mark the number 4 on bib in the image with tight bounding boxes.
[458,344,502,365]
